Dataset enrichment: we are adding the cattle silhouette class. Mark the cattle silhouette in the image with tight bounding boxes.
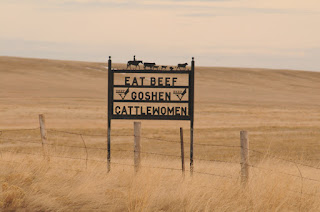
[177,63,188,70]
[144,62,156,69]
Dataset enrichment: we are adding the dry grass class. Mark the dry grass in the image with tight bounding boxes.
[0,152,320,211]
[1,56,320,211]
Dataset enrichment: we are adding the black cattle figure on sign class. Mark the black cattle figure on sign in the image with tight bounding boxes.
[144,62,156,69]
[127,55,143,69]
[161,66,167,70]
[177,63,188,70]
[153,65,159,70]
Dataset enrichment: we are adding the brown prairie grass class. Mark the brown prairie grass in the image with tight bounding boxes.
[0,152,320,211]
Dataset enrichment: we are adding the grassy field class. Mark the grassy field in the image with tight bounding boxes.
[1,56,320,211]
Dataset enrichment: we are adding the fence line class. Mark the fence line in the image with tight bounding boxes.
[1,137,42,145]
[2,149,88,162]
[247,148,320,170]
[0,131,241,164]
[0,150,236,179]
[1,128,240,148]
[2,144,320,186]
[0,129,238,178]
[0,128,39,133]
[192,170,236,179]
[0,136,240,164]
[2,130,320,172]
[195,158,239,164]
[1,156,319,198]
[47,129,106,137]
[47,129,133,137]
[250,164,320,183]
[2,127,320,191]
[4,143,320,183]
[140,135,240,148]
[1,150,319,183]
[0,158,86,173]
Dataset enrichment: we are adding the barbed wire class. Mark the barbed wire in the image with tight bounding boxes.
[140,136,180,144]
[0,137,42,145]
[2,149,88,162]
[0,137,180,160]
[139,164,182,172]
[288,188,320,198]
[47,129,133,137]
[47,142,102,150]
[250,164,320,183]
[0,128,39,133]
[139,151,181,158]
[1,139,320,174]
[98,161,235,178]
[3,128,320,187]
[0,149,237,179]
[0,129,240,150]
[0,150,138,170]
[1,157,319,198]
[0,136,238,164]
[2,146,320,185]
[193,170,236,179]
[140,136,240,148]
[195,158,239,164]
[3,135,320,173]
[0,158,86,173]
[47,129,106,137]
[246,148,320,171]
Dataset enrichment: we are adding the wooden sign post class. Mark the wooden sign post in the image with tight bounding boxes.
[134,122,141,172]
[107,56,195,174]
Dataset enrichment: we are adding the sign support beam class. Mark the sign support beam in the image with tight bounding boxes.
[190,57,195,175]
[107,56,113,172]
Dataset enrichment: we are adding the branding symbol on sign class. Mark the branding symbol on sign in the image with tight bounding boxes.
[174,88,187,101]
[116,87,130,100]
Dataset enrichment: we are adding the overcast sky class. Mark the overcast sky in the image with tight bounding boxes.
[1,0,320,71]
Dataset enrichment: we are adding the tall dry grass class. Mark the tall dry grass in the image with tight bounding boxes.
[1,151,320,211]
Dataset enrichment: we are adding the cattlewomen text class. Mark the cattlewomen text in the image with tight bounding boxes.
[114,106,188,116]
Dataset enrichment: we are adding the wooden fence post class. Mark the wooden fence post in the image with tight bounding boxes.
[39,114,48,159]
[240,130,249,186]
[134,122,141,172]
[180,127,185,176]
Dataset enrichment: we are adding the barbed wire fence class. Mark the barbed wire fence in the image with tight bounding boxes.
[1,116,320,197]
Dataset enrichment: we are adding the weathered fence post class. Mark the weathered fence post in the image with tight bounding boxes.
[134,122,141,172]
[180,127,185,176]
[240,130,249,186]
[39,114,48,159]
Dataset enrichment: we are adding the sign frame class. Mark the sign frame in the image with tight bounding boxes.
[107,56,195,173]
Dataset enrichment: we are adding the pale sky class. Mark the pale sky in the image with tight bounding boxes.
[1,0,320,71]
